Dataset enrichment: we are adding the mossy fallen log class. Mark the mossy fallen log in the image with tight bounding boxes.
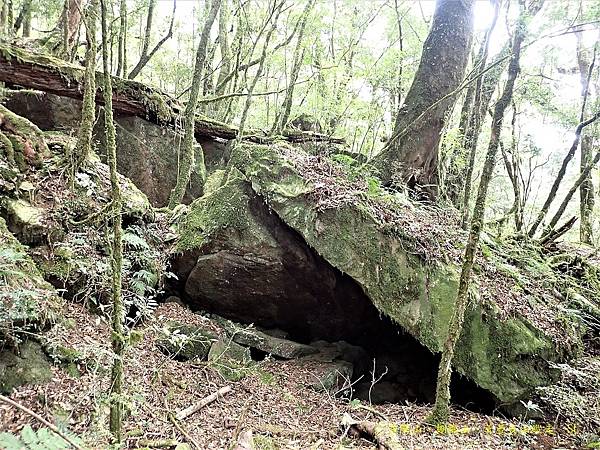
[0,44,344,145]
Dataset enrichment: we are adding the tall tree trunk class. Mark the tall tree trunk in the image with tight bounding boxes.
[271,0,315,135]
[576,33,597,244]
[100,0,125,442]
[237,0,284,139]
[70,0,98,177]
[460,0,500,228]
[428,0,540,424]
[168,0,222,209]
[374,0,475,198]
[116,0,127,77]
[127,0,176,80]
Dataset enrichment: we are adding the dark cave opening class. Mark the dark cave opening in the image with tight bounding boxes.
[163,193,497,414]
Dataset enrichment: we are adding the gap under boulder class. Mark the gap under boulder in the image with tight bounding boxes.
[167,142,585,412]
[167,170,496,412]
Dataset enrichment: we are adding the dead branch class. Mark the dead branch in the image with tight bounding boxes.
[541,216,578,246]
[344,417,403,450]
[0,393,84,449]
[175,385,232,421]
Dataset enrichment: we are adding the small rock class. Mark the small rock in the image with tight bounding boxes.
[208,338,252,382]
[310,360,353,393]
[0,341,53,394]
[216,317,317,359]
[156,321,216,361]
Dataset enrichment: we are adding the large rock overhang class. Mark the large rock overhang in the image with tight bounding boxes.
[173,141,580,404]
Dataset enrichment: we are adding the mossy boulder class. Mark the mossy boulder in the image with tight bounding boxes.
[0,341,53,394]
[208,338,252,381]
[0,217,61,345]
[3,90,227,207]
[226,142,575,403]
[156,322,216,361]
[173,169,394,345]
[175,142,581,405]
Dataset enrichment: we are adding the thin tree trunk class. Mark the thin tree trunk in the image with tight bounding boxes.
[392,0,404,124]
[100,0,125,442]
[543,145,600,239]
[374,0,475,197]
[116,0,127,77]
[210,0,232,118]
[70,0,98,177]
[237,0,284,139]
[6,0,12,37]
[576,33,597,244]
[428,0,539,424]
[460,0,500,228]
[0,1,7,36]
[271,0,315,135]
[127,0,176,80]
[13,0,32,36]
[59,0,83,57]
[168,0,222,209]
[446,0,500,208]
[528,109,600,237]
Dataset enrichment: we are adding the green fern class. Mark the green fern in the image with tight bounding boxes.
[0,425,81,449]
[122,232,150,250]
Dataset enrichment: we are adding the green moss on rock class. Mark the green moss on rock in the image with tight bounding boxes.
[0,341,53,394]
[156,321,216,361]
[0,217,61,345]
[218,142,576,403]
[208,338,252,382]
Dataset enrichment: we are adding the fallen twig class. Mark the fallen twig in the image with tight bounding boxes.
[0,393,84,449]
[175,385,232,420]
[341,413,402,450]
[168,414,201,449]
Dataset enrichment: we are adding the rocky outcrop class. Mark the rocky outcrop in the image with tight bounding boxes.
[173,142,584,406]
[0,216,61,346]
[2,90,227,206]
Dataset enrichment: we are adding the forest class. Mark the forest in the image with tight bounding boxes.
[0,0,599,448]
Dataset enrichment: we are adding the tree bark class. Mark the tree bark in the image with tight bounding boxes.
[168,0,222,209]
[428,0,539,424]
[70,0,98,177]
[271,0,315,135]
[49,0,83,57]
[374,0,475,198]
[0,43,342,144]
[100,0,125,442]
[127,0,176,80]
[576,33,596,244]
